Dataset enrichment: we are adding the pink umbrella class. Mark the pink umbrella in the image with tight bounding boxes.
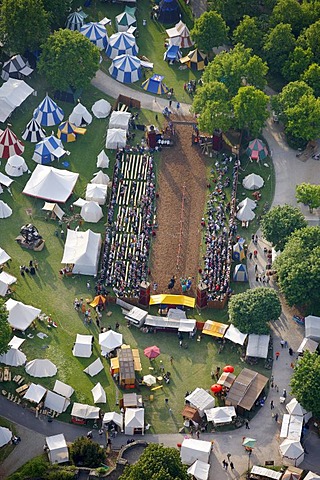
[144,345,161,359]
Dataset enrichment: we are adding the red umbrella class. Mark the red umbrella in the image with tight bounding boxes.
[223,365,235,373]
[210,384,222,394]
[144,345,161,359]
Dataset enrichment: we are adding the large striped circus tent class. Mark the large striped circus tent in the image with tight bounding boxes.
[33,95,64,127]
[109,55,142,84]
[80,22,108,49]
[22,118,46,143]
[142,74,169,95]
[0,127,24,159]
[66,11,85,31]
[106,32,138,60]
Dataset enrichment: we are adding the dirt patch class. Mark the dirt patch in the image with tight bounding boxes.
[150,124,207,296]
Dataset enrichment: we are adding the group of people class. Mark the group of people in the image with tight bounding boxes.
[200,154,239,301]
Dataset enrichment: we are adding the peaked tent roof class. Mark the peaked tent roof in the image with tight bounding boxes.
[0,79,34,123]
[32,135,66,165]
[0,427,12,447]
[238,197,257,210]
[0,336,26,366]
[115,11,137,32]
[233,264,248,282]
[5,154,28,177]
[66,11,85,31]
[85,183,108,205]
[80,22,108,49]
[103,411,123,429]
[106,32,138,59]
[109,54,142,84]
[106,128,127,149]
[24,383,47,403]
[0,200,12,219]
[44,391,70,413]
[286,398,309,417]
[92,99,112,119]
[97,150,110,168]
[25,359,57,377]
[0,247,11,265]
[71,402,100,419]
[62,229,102,275]
[73,334,93,358]
[1,55,33,81]
[46,434,69,464]
[22,118,46,143]
[242,173,264,190]
[99,330,123,353]
[80,201,103,223]
[247,138,268,161]
[5,298,41,331]
[57,121,82,142]
[92,382,106,403]
[125,407,144,428]
[91,170,110,185]
[180,49,208,71]
[166,21,194,48]
[158,0,181,24]
[187,460,210,480]
[0,127,24,159]
[142,74,169,95]
[84,357,104,376]
[33,95,64,127]
[69,102,92,126]
[53,380,74,398]
[23,165,79,203]
[236,203,255,221]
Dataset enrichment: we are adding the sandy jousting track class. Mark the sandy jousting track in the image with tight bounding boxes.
[150,124,207,296]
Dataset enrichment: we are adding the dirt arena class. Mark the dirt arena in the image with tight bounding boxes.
[150,124,208,296]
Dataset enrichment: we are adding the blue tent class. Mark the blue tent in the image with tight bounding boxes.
[164,45,182,62]
[80,22,108,49]
[106,32,138,59]
[158,0,181,24]
[142,74,169,95]
[66,12,84,31]
[233,264,248,282]
[109,54,142,84]
[33,95,64,127]
[232,241,245,262]
[32,135,65,164]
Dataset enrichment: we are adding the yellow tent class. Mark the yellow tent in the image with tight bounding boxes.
[149,294,195,308]
[202,320,229,338]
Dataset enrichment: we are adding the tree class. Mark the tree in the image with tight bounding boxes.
[261,204,307,251]
[282,47,313,82]
[302,63,320,97]
[44,0,72,30]
[285,93,320,142]
[274,226,320,310]
[232,86,269,136]
[190,11,229,53]
[298,20,320,63]
[291,351,320,417]
[38,29,100,91]
[0,0,50,53]
[119,444,189,480]
[209,0,276,30]
[0,299,11,356]
[233,16,263,54]
[192,81,232,133]
[228,288,281,334]
[278,80,314,112]
[70,437,105,467]
[296,183,320,212]
[203,44,268,97]
[263,23,296,75]
[270,0,306,36]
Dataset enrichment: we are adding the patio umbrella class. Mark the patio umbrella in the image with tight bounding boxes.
[223,365,234,373]
[242,438,256,448]
[144,345,160,359]
[247,138,268,162]
[143,374,157,386]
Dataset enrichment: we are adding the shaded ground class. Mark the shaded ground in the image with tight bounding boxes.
[150,124,207,295]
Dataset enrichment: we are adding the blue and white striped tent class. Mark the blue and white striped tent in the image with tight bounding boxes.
[33,95,64,127]
[106,32,138,60]
[32,135,65,165]
[233,264,248,282]
[66,11,84,31]
[109,54,142,84]
[80,22,108,49]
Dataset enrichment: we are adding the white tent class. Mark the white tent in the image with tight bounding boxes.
[99,330,123,353]
[297,337,318,354]
[53,380,74,399]
[80,201,103,223]
[92,99,112,118]
[0,247,11,266]
[73,334,93,358]
[236,204,255,221]
[46,434,69,464]
[103,411,123,430]
[246,334,270,358]
[0,336,26,366]
[61,229,102,276]
[0,201,12,219]
[23,165,79,203]
[0,427,12,447]
[143,374,156,386]
[250,467,282,479]
[305,315,320,341]
[44,390,70,413]
[238,197,257,210]
[124,408,144,435]
[5,298,41,331]
[69,102,92,126]
[92,382,106,403]
[280,439,304,466]
[0,271,16,293]
[86,184,108,205]
[71,402,100,419]
[242,173,264,190]
[204,406,236,425]
[0,79,34,123]
[0,172,14,187]
[24,383,46,403]
[91,171,110,185]
[5,154,28,177]
[305,473,320,480]
[106,128,127,149]
[180,438,212,465]
[73,198,87,208]
[42,202,65,220]
[109,111,131,131]
[97,150,110,168]
[187,460,210,480]
[185,388,215,417]
[280,414,303,442]
[286,398,311,420]
[83,358,104,376]
[224,324,247,345]
[25,359,57,378]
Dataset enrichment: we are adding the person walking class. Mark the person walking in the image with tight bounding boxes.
[245,420,250,429]
[275,351,280,360]
[270,400,274,409]
[274,413,279,422]
[227,452,231,461]
[170,356,173,364]
[280,339,285,348]
[230,461,234,471]
[283,389,287,398]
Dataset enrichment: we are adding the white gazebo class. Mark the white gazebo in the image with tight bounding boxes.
[5,299,41,331]
[0,336,26,366]
[53,380,74,399]
[61,229,102,276]
[99,330,123,354]
[103,411,123,431]
[46,434,69,464]
[44,390,70,413]
[280,439,305,466]
[24,383,47,403]
[72,334,93,358]
[124,408,144,435]
[185,388,215,417]
[85,184,108,205]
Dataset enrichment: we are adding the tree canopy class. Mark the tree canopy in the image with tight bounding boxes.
[232,16,263,54]
[70,437,105,467]
[228,288,281,334]
[192,81,232,133]
[290,351,320,417]
[0,299,11,356]
[190,11,229,53]
[270,0,306,36]
[302,63,320,97]
[261,205,307,251]
[282,47,313,82]
[38,29,100,91]
[298,20,320,63]
[274,226,320,311]
[296,183,320,212]
[119,444,189,480]
[263,23,296,75]
[232,86,269,136]
[44,0,71,29]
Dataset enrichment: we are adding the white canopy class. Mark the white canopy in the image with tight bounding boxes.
[246,334,270,358]
[92,99,111,118]
[0,272,16,290]
[0,427,12,447]
[42,202,65,220]
[238,197,257,210]
[305,315,320,341]
[0,336,26,366]
[143,374,156,386]
[242,173,264,190]
[53,380,74,398]
[236,204,255,221]
[286,398,310,418]
[24,383,46,403]
[62,229,102,276]
[44,390,70,413]
[224,324,247,345]
[97,150,110,168]
[69,102,92,126]
[5,154,28,177]
[80,201,103,223]
[109,111,131,131]
[187,460,210,480]
[280,439,304,466]
[106,128,127,149]
[250,466,282,480]
[73,198,87,207]
[23,165,79,203]
[92,382,106,403]
[91,170,110,185]
[86,183,108,205]
[99,330,123,353]
[71,402,100,419]
[297,337,318,354]
[5,298,41,331]
[204,406,236,425]
[25,359,57,378]
[0,247,11,265]
[180,438,212,466]
[46,434,69,464]
[185,388,215,417]
[124,408,144,435]
[73,334,93,358]
[103,411,123,429]
[280,414,303,442]
[0,79,34,123]
[0,200,12,218]
[0,172,14,187]
[84,358,104,376]
[305,473,320,480]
